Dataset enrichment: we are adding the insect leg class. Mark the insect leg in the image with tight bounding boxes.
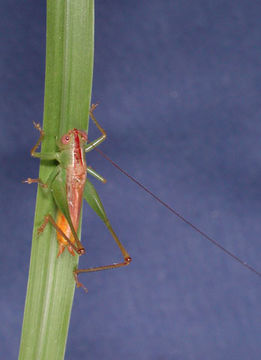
[87,166,107,183]
[85,104,107,153]
[23,178,47,188]
[30,122,45,157]
[50,170,86,255]
[37,213,83,256]
[74,178,131,291]
[23,164,60,190]
[30,122,59,160]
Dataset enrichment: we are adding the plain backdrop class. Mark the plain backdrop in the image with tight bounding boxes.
[1,1,261,359]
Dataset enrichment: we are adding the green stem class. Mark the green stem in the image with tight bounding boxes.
[19,1,94,359]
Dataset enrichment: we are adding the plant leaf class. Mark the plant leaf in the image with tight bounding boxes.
[19,1,94,359]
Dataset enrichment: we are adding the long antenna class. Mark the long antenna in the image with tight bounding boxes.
[95,147,261,279]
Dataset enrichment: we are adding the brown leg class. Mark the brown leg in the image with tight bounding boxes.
[23,178,47,188]
[73,258,132,292]
[37,214,85,256]
[89,103,106,138]
[74,224,132,292]
[31,122,45,157]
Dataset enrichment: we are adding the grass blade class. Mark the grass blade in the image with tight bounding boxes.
[19,1,94,359]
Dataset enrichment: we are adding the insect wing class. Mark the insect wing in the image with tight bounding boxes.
[83,178,108,224]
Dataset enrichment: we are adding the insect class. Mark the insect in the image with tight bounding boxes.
[24,104,131,291]
[25,105,261,292]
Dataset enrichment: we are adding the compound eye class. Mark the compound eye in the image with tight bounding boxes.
[61,134,70,144]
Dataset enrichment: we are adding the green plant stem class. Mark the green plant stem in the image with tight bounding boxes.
[19,1,94,359]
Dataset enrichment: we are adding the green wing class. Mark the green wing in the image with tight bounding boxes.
[83,178,109,224]
[83,178,131,261]
[50,166,79,241]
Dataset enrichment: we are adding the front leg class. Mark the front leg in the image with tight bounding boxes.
[30,122,58,161]
[30,122,44,158]
[85,104,107,153]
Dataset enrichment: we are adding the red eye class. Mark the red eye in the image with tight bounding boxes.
[61,134,70,144]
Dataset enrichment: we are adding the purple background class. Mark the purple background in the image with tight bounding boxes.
[1,1,261,359]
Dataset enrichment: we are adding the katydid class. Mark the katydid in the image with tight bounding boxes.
[25,104,261,291]
[24,104,131,291]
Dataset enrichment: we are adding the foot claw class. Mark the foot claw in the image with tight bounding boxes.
[23,178,32,184]
[33,121,44,135]
[74,272,88,293]
[90,103,99,113]
[78,282,88,293]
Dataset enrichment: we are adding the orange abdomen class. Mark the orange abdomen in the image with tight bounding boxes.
[56,210,77,256]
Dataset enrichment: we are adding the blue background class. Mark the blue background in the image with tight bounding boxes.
[1,1,261,359]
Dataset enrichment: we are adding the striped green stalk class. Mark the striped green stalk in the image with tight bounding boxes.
[19,1,94,359]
